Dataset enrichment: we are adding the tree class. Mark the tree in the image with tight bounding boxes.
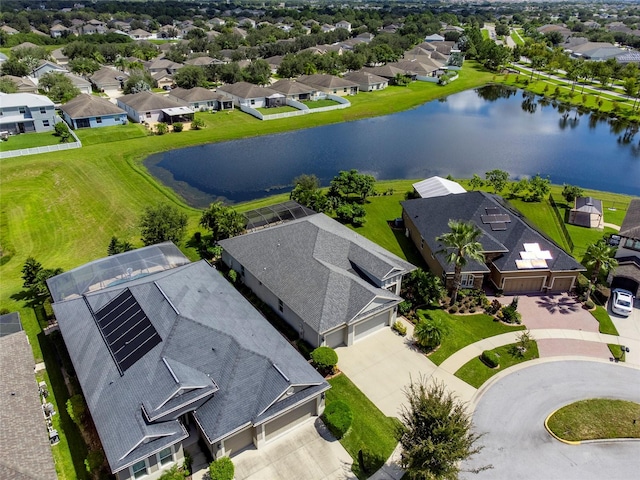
[408,269,445,306]
[398,378,487,480]
[290,174,328,212]
[54,121,72,143]
[0,76,18,93]
[22,257,43,290]
[525,174,550,202]
[468,174,484,191]
[583,239,618,299]
[561,184,584,203]
[436,220,485,304]
[139,203,188,246]
[107,236,134,255]
[484,169,509,193]
[1,57,29,77]
[413,313,449,351]
[123,72,154,94]
[39,72,81,103]
[199,202,245,242]
[173,65,207,89]
[243,58,271,85]
[330,169,376,203]
[310,346,338,376]
[623,77,638,111]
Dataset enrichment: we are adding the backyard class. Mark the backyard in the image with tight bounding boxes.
[0,130,65,151]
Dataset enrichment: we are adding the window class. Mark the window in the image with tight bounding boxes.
[146,112,151,118]
[19,107,26,114]
[461,274,474,288]
[420,237,424,249]
[43,120,50,127]
[131,459,147,479]
[343,88,347,93]
[40,107,46,114]
[278,298,283,312]
[250,99,255,105]
[240,265,244,277]
[96,117,102,124]
[158,447,173,465]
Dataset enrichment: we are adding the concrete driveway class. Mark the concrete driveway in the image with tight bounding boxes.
[335,325,476,418]
[232,419,355,480]
[462,360,640,480]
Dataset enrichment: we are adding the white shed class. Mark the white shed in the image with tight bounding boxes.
[412,176,466,199]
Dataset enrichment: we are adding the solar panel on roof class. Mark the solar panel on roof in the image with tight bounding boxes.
[481,214,511,224]
[490,222,507,231]
[485,207,500,215]
[94,289,161,374]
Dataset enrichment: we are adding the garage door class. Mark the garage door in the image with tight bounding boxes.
[502,277,545,293]
[548,277,574,292]
[264,400,316,443]
[325,328,346,348]
[224,427,253,457]
[354,311,388,342]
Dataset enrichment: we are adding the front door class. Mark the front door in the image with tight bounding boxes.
[18,123,25,133]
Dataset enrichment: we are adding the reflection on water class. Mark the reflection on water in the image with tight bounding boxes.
[144,86,640,207]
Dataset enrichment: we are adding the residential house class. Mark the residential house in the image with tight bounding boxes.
[537,24,572,40]
[50,23,70,38]
[146,59,183,76]
[220,211,415,348]
[60,94,127,129]
[216,82,285,108]
[568,197,604,229]
[50,47,69,66]
[168,87,233,111]
[66,73,92,94]
[297,74,359,96]
[129,29,152,40]
[117,91,194,124]
[0,93,57,134]
[1,25,18,35]
[343,70,388,92]
[270,79,317,101]
[152,71,174,90]
[184,56,224,68]
[412,176,466,199]
[611,199,640,296]
[424,33,445,42]
[335,20,352,32]
[363,64,414,82]
[82,19,107,35]
[356,32,375,43]
[47,244,328,480]
[0,313,57,480]
[402,191,585,294]
[32,60,67,79]
[264,55,284,74]
[237,17,256,28]
[90,67,128,93]
[1,75,38,93]
[567,41,624,60]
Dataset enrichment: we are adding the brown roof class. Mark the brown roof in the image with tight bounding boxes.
[1,75,37,92]
[270,79,316,95]
[297,74,358,89]
[169,87,227,102]
[0,330,57,480]
[90,67,128,87]
[620,199,640,239]
[118,91,186,111]
[60,94,125,118]
[217,81,281,99]
[343,70,388,86]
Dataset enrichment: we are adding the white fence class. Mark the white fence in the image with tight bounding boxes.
[239,94,351,121]
[0,127,82,159]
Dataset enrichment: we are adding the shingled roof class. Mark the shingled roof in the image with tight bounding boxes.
[402,191,585,275]
[620,199,640,239]
[219,214,415,335]
[297,74,359,90]
[118,90,186,111]
[60,94,125,118]
[217,81,281,99]
[51,260,327,474]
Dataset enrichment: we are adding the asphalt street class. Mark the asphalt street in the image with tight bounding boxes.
[461,360,640,480]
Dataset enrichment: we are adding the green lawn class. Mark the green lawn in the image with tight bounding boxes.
[304,99,341,108]
[418,309,526,366]
[326,374,400,479]
[591,305,619,335]
[455,341,539,388]
[1,131,64,151]
[74,123,148,145]
[257,105,300,114]
[547,399,640,441]
[510,31,524,46]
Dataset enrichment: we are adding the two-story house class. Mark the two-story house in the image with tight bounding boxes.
[0,93,57,134]
[611,199,640,297]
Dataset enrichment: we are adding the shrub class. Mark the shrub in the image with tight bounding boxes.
[352,216,366,226]
[392,320,407,336]
[481,350,500,368]
[191,117,205,130]
[227,269,237,283]
[156,122,168,135]
[84,449,104,474]
[209,457,234,480]
[448,305,458,314]
[469,307,476,313]
[499,305,521,324]
[486,299,502,315]
[66,394,86,426]
[398,300,412,316]
[295,338,314,360]
[43,297,54,320]
[322,400,353,439]
[172,122,184,133]
[585,299,595,309]
[158,465,188,479]
[311,346,338,376]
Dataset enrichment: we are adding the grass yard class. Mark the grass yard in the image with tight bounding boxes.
[256,105,300,114]
[418,309,526,366]
[547,399,640,441]
[304,99,341,108]
[74,123,148,145]
[510,31,524,46]
[326,374,400,479]
[591,305,619,336]
[1,131,63,151]
[608,343,626,362]
[455,341,539,388]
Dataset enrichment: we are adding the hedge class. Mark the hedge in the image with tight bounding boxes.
[481,350,500,368]
[311,346,338,375]
[322,400,353,439]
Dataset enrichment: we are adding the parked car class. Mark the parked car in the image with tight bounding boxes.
[611,288,634,317]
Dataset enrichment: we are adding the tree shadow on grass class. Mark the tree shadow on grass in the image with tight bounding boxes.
[391,228,427,269]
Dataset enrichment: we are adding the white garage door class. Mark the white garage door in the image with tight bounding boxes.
[503,277,545,293]
[354,311,388,342]
[264,400,316,443]
[325,328,346,348]
[224,427,254,457]
[548,277,574,292]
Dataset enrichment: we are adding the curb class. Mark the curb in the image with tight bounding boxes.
[543,408,581,445]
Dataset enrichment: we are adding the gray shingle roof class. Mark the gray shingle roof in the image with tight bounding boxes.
[90,66,128,86]
[297,74,359,89]
[217,81,280,99]
[573,197,603,215]
[343,70,388,86]
[51,260,326,474]
[402,191,585,274]
[620,199,640,239]
[60,94,125,118]
[270,79,316,95]
[169,87,227,103]
[219,214,415,334]
[118,91,186,111]
[0,330,57,480]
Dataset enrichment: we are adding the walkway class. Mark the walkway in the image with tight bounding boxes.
[604,222,620,231]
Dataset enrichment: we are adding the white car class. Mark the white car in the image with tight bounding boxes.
[612,289,634,317]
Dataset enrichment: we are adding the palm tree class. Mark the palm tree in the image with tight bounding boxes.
[583,240,618,299]
[413,314,449,351]
[436,220,485,304]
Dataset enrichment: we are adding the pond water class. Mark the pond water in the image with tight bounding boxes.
[144,86,640,207]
